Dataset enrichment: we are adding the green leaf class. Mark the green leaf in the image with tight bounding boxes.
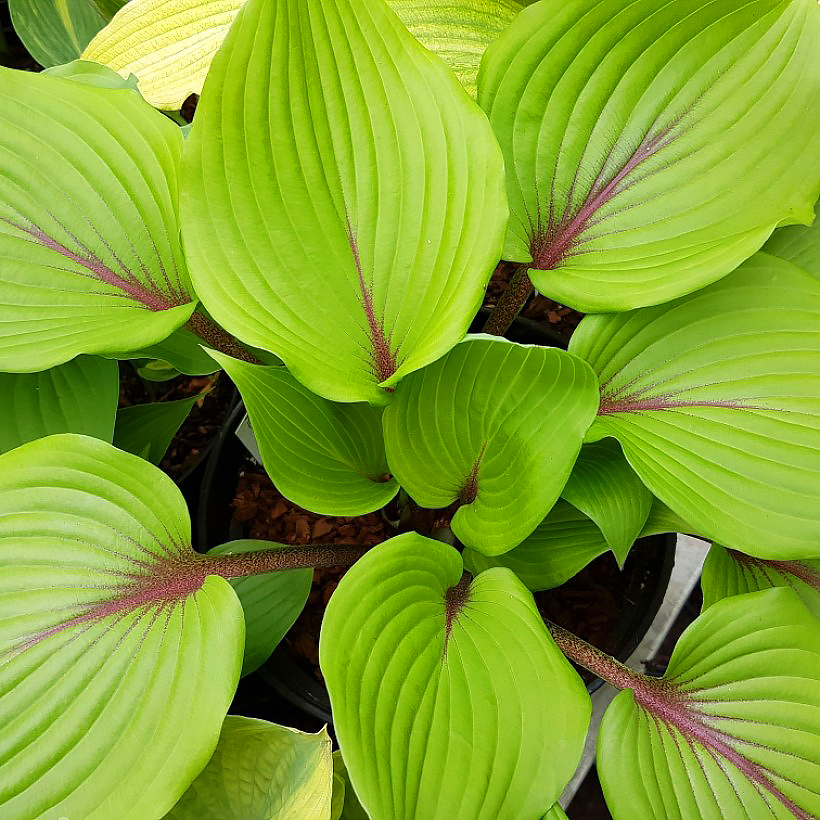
[598,588,820,819]
[763,197,820,279]
[44,58,140,90]
[182,0,507,404]
[82,0,245,109]
[113,393,200,465]
[541,806,568,820]
[639,497,695,537]
[570,255,820,559]
[383,336,599,555]
[560,438,651,566]
[479,0,820,311]
[321,533,591,820]
[388,0,523,98]
[0,67,195,372]
[8,0,110,65]
[331,752,368,820]
[0,355,118,454]
[701,544,820,618]
[166,717,333,819]
[208,540,312,677]
[0,434,243,819]
[110,325,221,376]
[211,352,399,517]
[463,499,609,591]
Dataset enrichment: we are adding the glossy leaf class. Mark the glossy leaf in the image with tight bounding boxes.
[383,337,599,555]
[82,0,245,109]
[571,255,820,559]
[183,0,507,404]
[479,0,820,311]
[211,352,399,516]
[389,0,522,98]
[0,356,118,454]
[598,588,820,819]
[8,0,116,66]
[702,544,820,617]
[763,198,820,279]
[208,540,312,677]
[0,67,195,372]
[0,434,243,819]
[321,533,591,820]
[463,499,609,591]
[560,438,651,566]
[113,393,201,464]
[166,717,333,819]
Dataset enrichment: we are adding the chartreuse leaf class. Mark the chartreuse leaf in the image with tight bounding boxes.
[44,58,140,90]
[0,434,243,819]
[479,0,820,312]
[598,588,820,819]
[763,198,820,279]
[463,499,609,591]
[211,352,399,516]
[183,0,507,404]
[383,337,599,555]
[331,752,368,820]
[0,355,118,454]
[208,540,311,677]
[116,326,221,376]
[82,0,245,109]
[701,545,820,618]
[571,255,820,559]
[639,498,695,538]
[321,533,591,820]
[388,0,522,98]
[541,806,568,820]
[113,393,201,464]
[166,717,333,819]
[8,0,120,66]
[0,67,195,372]
[560,438,651,566]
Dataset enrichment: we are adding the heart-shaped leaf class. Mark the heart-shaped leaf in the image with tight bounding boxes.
[320,533,591,820]
[479,0,820,311]
[82,0,245,109]
[0,355,118,454]
[211,352,399,516]
[0,67,195,371]
[702,545,820,618]
[463,499,609,591]
[8,0,122,66]
[598,588,820,819]
[0,434,243,819]
[165,717,333,819]
[570,255,820,559]
[113,393,201,464]
[208,540,312,677]
[182,0,507,404]
[560,438,651,565]
[389,0,522,98]
[763,198,820,280]
[383,336,599,555]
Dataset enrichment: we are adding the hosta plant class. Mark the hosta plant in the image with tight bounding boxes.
[1,0,819,818]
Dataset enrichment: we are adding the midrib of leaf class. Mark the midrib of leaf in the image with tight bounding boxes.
[630,677,810,819]
[729,550,820,591]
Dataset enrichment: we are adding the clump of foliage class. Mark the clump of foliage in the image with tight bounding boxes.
[0,0,819,818]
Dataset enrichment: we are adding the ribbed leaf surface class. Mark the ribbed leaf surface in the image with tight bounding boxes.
[166,717,333,819]
[182,0,507,404]
[570,255,820,559]
[320,534,591,820]
[560,438,651,565]
[383,337,599,555]
[212,352,398,516]
[0,68,195,371]
[701,545,820,617]
[463,499,609,590]
[208,540,311,676]
[113,393,200,464]
[598,588,820,819]
[639,498,695,538]
[0,356,118,454]
[83,0,245,109]
[389,0,522,97]
[0,434,243,820]
[763,199,820,280]
[479,0,820,311]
